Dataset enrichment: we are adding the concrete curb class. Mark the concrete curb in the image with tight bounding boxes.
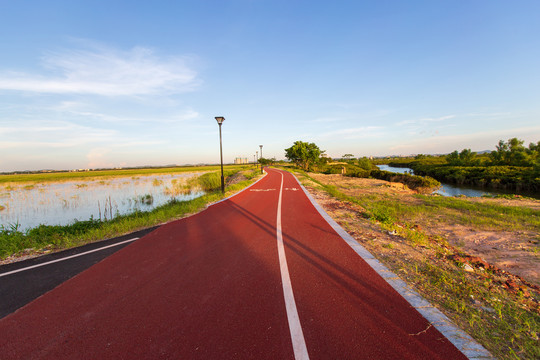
[291,172,494,360]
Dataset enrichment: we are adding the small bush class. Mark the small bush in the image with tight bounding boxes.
[369,170,440,191]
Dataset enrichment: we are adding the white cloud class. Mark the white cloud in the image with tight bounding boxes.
[0,121,117,149]
[0,43,199,96]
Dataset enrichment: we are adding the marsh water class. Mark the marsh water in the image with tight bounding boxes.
[377,165,503,197]
[0,172,204,231]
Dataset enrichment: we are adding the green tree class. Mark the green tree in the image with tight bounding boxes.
[446,150,460,165]
[459,149,476,165]
[342,154,354,162]
[528,141,540,169]
[284,141,322,170]
[490,138,531,166]
[258,157,275,165]
[357,157,373,171]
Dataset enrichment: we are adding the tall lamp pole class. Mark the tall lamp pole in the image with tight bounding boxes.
[259,145,263,173]
[215,116,225,193]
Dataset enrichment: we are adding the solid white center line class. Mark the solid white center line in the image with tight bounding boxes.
[0,237,139,277]
[276,171,310,360]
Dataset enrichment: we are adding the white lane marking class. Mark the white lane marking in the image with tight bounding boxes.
[276,171,310,360]
[0,237,139,278]
[249,188,276,192]
[285,187,299,191]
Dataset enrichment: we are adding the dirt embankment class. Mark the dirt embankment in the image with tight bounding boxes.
[307,173,540,287]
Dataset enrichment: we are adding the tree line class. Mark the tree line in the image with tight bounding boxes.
[284,141,440,191]
[389,138,540,193]
[446,138,540,167]
[283,138,540,194]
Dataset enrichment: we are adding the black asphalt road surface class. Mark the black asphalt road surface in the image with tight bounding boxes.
[0,227,158,319]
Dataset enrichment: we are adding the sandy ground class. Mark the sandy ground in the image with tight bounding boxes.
[306,173,540,287]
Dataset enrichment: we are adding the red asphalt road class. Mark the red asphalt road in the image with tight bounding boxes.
[0,168,467,359]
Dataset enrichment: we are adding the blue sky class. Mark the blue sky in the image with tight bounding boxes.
[1,0,539,171]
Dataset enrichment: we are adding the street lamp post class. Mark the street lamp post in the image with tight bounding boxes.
[215,116,225,193]
[259,145,263,174]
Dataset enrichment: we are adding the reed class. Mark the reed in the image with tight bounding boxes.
[0,165,250,184]
[0,168,261,260]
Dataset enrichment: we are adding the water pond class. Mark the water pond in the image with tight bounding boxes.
[0,172,205,231]
[377,165,508,197]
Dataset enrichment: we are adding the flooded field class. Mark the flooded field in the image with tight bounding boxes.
[0,172,205,230]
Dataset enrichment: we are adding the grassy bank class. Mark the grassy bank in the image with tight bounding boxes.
[289,169,539,360]
[0,168,262,260]
[387,158,540,194]
[316,161,440,192]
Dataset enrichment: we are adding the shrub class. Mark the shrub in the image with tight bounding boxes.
[369,170,440,191]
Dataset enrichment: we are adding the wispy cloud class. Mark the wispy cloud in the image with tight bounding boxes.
[0,121,117,149]
[389,125,540,154]
[48,104,201,124]
[397,115,456,126]
[0,42,199,96]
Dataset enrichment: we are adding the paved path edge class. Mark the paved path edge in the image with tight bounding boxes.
[290,172,494,360]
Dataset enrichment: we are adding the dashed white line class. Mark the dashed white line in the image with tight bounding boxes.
[0,237,139,278]
[276,171,310,360]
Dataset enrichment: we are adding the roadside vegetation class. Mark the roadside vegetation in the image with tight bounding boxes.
[0,164,232,184]
[287,169,539,360]
[0,167,263,261]
[383,138,540,193]
[284,140,440,192]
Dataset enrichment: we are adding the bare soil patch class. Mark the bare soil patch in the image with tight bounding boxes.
[308,173,540,286]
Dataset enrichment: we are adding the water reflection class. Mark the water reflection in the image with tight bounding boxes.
[376,165,495,197]
[0,172,204,230]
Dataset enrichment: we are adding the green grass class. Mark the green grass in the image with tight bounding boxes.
[421,195,540,228]
[194,171,222,191]
[409,259,540,360]
[0,164,250,184]
[300,169,540,233]
[0,168,261,259]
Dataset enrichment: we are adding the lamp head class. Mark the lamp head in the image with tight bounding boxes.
[215,116,225,125]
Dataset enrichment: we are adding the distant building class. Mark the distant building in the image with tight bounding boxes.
[234,157,249,164]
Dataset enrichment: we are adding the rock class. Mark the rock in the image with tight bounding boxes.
[468,256,489,268]
[463,264,474,272]
[504,279,531,297]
